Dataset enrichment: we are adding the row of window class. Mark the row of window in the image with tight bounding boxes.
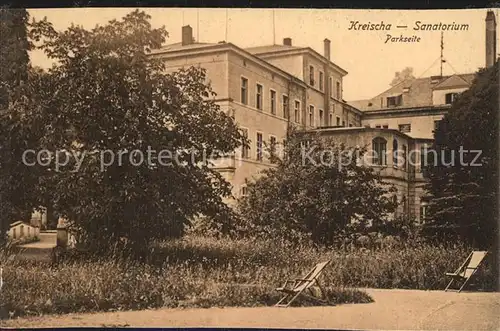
[308,66,342,99]
[385,92,459,109]
[372,137,408,168]
[240,129,280,163]
[371,123,411,132]
[241,77,350,127]
[370,120,441,133]
[372,137,429,171]
[239,131,429,171]
[241,77,292,119]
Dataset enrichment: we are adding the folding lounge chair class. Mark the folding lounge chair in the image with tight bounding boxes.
[275,260,331,307]
[444,250,488,292]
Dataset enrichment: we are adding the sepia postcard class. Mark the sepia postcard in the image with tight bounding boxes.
[0,6,499,330]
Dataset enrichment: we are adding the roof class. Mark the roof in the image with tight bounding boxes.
[10,221,32,227]
[149,41,219,54]
[245,44,305,55]
[349,73,476,111]
[150,41,308,88]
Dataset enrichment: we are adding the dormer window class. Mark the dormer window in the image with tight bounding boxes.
[387,95,402,107]
[445,92,459,104]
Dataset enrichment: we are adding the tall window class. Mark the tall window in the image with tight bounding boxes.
[240,77,248,105]
[270,89,276,115]
[256,132,263,161]
[309,105,315,126]
[241,128,249,158]
[294,100,301,123]
[269,136,277,163]
[319,71,324,91]
[329,77,334,96]
[336,116,341,126]
[256,84,263,110]
[309,65,315,86]
[402,144,407,170]
[372,137,387,166]
[319,109,324,127]
[420,145,427,171]
[329,113,333,126]
[282,95,289,119]
[336,81,341,99]
[393,139,399,167]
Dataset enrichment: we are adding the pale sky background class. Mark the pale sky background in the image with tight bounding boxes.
[28,8,500,101]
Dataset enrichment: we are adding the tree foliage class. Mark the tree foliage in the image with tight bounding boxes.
[390,67,415,86]
[2,10,244,251]
[0,8,32,246]
[425,62,498,249]
[237,131,397,245]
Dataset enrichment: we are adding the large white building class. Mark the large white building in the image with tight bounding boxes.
[149,10,497,222]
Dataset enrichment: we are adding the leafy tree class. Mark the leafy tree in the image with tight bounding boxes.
[237,131,397,245]
[424,62,498,250]
[390,67,415,86]
[0,8,32,246]
[6,10,244,252]
[0,7,30,106]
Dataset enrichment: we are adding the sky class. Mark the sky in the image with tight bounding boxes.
[28,8,500,101]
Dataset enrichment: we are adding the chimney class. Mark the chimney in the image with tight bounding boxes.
[182,25,194,46]
[485,10,497,68]
[324,38,331,60]
[283,38,292,46]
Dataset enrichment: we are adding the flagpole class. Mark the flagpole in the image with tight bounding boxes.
[273,9,276,45]
[225,9,228,41]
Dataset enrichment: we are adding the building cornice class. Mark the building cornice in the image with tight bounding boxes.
[149,43,308,89]
[307,126,420,141]
[254,47,348,76]
[361,105,450,118]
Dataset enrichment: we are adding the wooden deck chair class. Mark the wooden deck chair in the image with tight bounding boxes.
[444,251,488,292]
[275,260,331,307]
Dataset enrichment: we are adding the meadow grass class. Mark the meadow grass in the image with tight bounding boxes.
[0,235,495,319]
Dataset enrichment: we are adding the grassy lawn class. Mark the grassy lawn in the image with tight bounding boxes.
[0,235,495,319]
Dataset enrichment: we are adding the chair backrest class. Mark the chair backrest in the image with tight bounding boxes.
[294,261,330,292]
[461,251,488,278]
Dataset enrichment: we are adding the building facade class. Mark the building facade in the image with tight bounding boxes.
[151,26,360,202]
[150,11,496,221]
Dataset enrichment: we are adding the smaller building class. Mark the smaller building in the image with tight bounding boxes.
[8,221,40,240]
[350,73,475,140]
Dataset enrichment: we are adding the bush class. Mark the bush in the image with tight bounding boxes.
[237,132,398,246]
